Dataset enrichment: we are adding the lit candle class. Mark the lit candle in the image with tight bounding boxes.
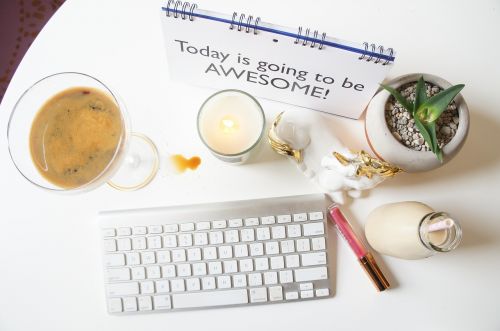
[197,90,265,164]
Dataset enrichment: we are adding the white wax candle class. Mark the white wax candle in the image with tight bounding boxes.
[198,90,265,163]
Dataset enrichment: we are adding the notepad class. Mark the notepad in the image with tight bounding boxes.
[160,1,396,119]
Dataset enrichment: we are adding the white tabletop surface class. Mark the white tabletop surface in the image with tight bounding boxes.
[1,0,499,330]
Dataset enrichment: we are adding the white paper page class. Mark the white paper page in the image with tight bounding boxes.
[160,6,394,119]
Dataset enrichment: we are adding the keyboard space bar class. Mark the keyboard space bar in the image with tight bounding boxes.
[172,289,248,309]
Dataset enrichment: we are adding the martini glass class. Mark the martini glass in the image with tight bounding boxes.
[7,72,159,192]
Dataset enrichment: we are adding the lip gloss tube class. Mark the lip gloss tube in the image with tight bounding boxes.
[328,203,390,292]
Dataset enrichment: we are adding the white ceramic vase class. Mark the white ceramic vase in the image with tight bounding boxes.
[365,73,469,172]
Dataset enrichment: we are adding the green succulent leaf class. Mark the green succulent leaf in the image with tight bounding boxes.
[416,84,464,123]
[413,116,434,151]
[414,76,427,114]
[380,83,414,113]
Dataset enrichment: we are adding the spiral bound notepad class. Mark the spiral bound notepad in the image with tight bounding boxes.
[160,1,396,119]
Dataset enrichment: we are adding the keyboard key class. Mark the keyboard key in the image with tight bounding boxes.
[180,223,195,232]
[233,274,247,287]
[102,228,116,237]
[256,227,271,240]
[157,250,171,263]
[209,231,224,244]
[234,244,248,257]
[141,251,156,264]
[277,215,292,223]
[106,268,130,282]
[309,211,324,221]
[271,226,286,239]
[186,278,201,291]
[299,283,313,291]
[264,271,278,285]
[285,291,299,300]
[131,267,146,280]
[300,290,314,299]
[296,238,311,252]
[132,226,147,235]
[223,260,238,273]
[153,295,172,310]
[285,255,300,268]
[208,261,222,274]
[279,270,293,283]
[203,247,217,260]
[156,280,170,293]
[132,237,146,250]
[193,262,207,276]
[316,288,330,297]
[265,241,279,255]
[104,239,117,252]
[178,233,193,247]
[126,252,141,265]
[173,289,248,308]
[261,216,275,225]
[202,276,216,290]
[147,266,161,279]
[170,279,185,292]
[255,257,269,271]
[301,252,327,266]
[141,281,155,294]
[240,229,255,242]
[163,235,177,248]
[196,222,210,230]
[280,240,295,253]
[104,253,125,267]
[239,259,253,272]
[161,265,176,278]
[224,230,239,243]
[138,296,152,311]
[302,222,325,236]
[270,256,284,269]
[187,248,202,261]
[123,297,137,312]
[287,224,301,238]
[249,243,264,256]
[148,225,163,234]
[108,298,122,313]
[117,227,131,236]
[212,220,227,229]
[177,264,191,277]
[147,236,163,249]
[217,275,231,289]
[248,273,262,286]
[269,286,283,301]
[245,218,259,226]
[107,282,139,296]
[218,246,233,259]
[249,287,267,303]
[228,218,243,227]
[294,267,328,282]
[164,224,178,233]
[293,213,308,222]
[312,237,326,251]
[172,249,186,262]
[194,232,208,246]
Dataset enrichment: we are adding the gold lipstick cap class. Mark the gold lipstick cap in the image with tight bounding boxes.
[359,253,390,291]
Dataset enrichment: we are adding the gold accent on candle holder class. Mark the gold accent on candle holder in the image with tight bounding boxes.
[333,150,403,179]
[268,112,303,163]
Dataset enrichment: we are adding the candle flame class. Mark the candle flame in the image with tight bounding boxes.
[220,116,238,133]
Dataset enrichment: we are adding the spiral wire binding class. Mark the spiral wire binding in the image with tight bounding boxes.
[294,26,326,49]
[359,41,393,65]
[165,0,197,20]
[229,12,261,34]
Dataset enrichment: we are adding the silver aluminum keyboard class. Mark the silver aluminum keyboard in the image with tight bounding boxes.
[98,194,333,313]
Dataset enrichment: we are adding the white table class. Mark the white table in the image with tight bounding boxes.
[1,0,499,330]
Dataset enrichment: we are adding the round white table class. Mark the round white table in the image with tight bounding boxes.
[1,0,499,330]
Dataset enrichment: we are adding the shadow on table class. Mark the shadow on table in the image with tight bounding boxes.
[451,206,500,252]
[383,108,500,187]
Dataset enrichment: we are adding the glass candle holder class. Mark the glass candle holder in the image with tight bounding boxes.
[197,89,265,164]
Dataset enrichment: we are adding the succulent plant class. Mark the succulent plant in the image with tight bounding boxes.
[381,76,464,162]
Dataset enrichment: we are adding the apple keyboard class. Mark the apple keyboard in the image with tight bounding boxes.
[98,194,333,313]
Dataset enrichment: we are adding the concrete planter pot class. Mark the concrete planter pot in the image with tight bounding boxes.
[365,73,469,172]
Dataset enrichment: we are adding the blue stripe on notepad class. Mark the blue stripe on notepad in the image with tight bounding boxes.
[161,7,395,63]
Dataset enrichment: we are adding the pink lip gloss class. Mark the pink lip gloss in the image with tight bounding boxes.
[328,203,390,292]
